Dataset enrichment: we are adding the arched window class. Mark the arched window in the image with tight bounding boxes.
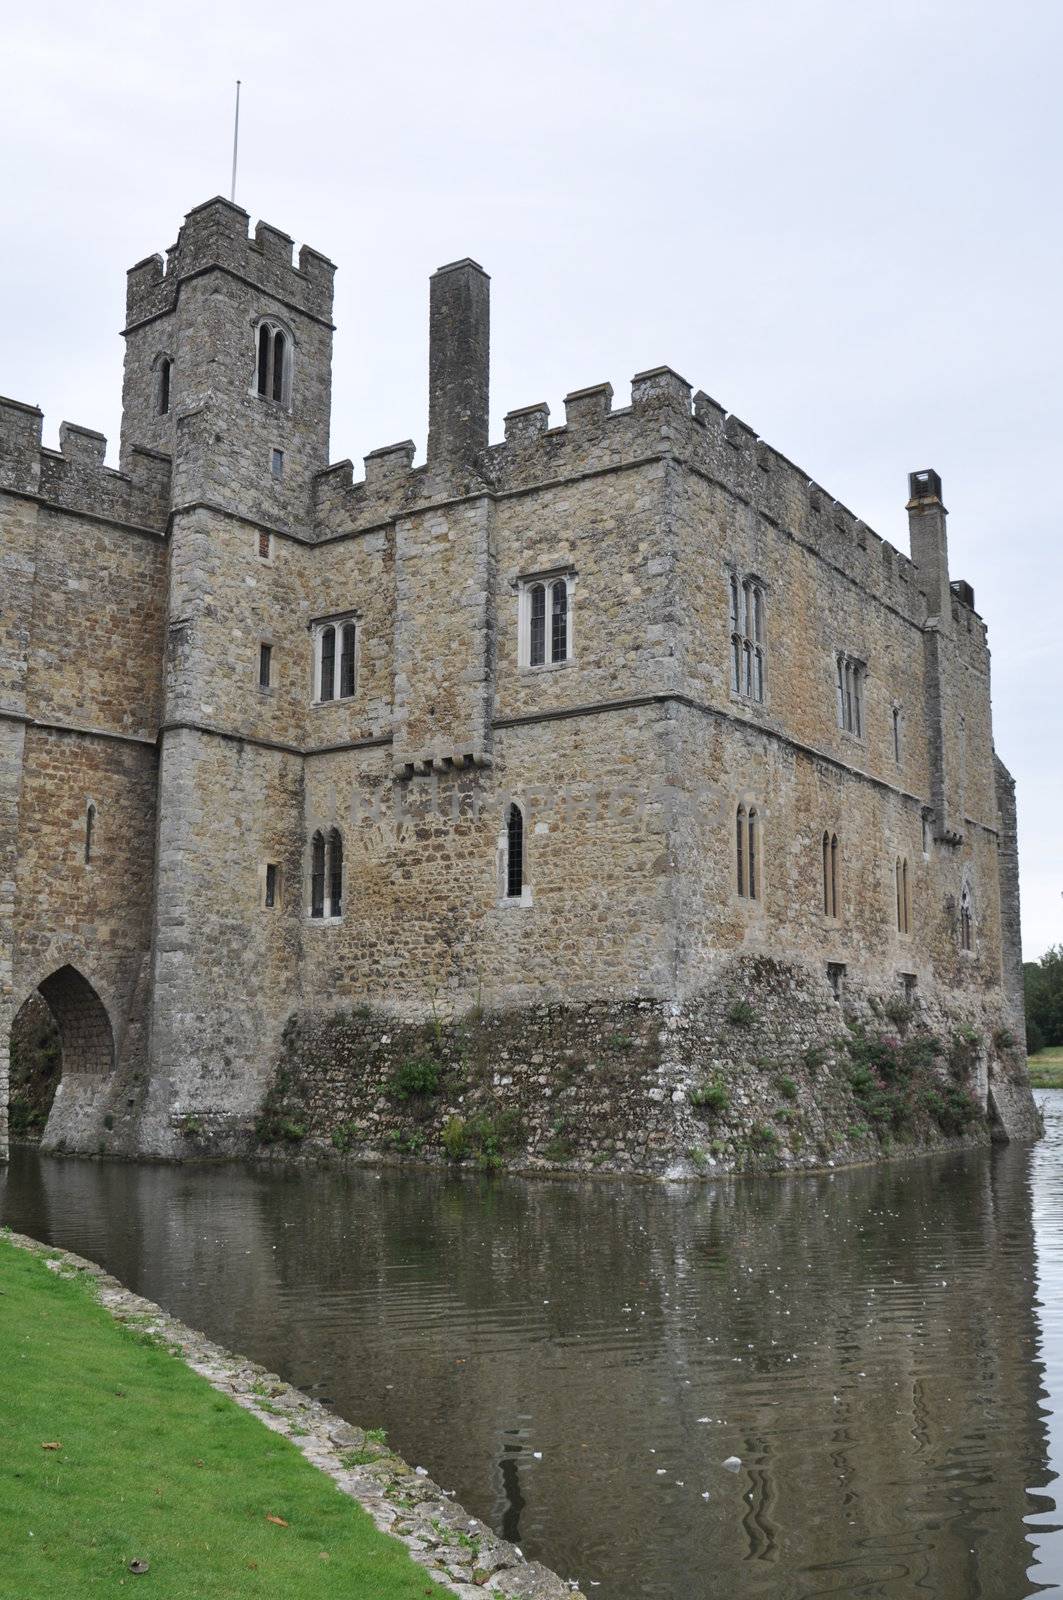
[896,856,911,934]
[506,803,524,899]
[319,625,336,702]
[310,831,326,918]
[737,805,759,899]
[255,321,292,405]
[519,573,573,668]
[84,802,96,865]
[328,829,343,919]
[960,883,973,952]
[822,831,840,918]
[156,356,172,417]
[747,806,758,900]
[730,575,765,702]
[529,583,546,667]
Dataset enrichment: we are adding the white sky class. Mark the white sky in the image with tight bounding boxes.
[2,0,1060,959]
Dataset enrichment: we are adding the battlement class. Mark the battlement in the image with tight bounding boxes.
[483,367,947,629]
[125,197,336,330]
[0,394,170,529]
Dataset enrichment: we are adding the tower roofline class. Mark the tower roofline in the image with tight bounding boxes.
[124,198,336,332]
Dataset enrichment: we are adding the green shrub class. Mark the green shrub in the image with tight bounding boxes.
[749,1124,778,1149]
[777,1076,798,1100]
[542,1133,575,1163]
[331,1121,359,1153]
[883,997,913,1031]
[690,1079,730,1113]
[948,1026,983,1078]
[802,1045,828,1073]
[254,1113,306,1145]
[993,1027,1016,1053]
[441,1115,469,1161]
[924,1083,978,1135]
[727,1000,755,1028]
[387,1054,441,1101]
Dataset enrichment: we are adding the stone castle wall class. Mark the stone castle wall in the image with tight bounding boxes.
[0,196,1039,1165]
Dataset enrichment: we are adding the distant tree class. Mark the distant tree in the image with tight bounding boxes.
[1024,946,1063,1051]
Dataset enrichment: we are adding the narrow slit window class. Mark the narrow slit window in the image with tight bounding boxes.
[272,330,287,403]
[328,829,343,919]
[310,832,325,918]
[747,807,758,900]
[84,803,96,865]
[737,804,759,900]
[257,324,271,396]
[271,448,284,481]
[529,584,546,667]
[960,884,973,952]
[896,856,911,934]
[259,642,272,689]
[264,863,278,908]
[892,706,902,764]
[319,626,336,702]
[339,623,356,699]
[551,580,568,664]
[258,529,272,561]
[831,834,839,918]
[157,357,172,417]
[506,804,524,899]
[822,832,832,916]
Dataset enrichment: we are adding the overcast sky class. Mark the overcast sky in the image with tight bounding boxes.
[3,0,1060,959]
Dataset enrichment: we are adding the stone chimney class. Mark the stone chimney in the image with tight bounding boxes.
[906,468,952,631]
[427,258,490,468]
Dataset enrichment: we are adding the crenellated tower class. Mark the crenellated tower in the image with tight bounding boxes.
[120,196,335,529]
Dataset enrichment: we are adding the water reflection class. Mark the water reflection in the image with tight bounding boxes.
[3,1098,1062,1598]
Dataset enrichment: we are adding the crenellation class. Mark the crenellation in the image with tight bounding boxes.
[564,382,614,429]
[503,401,551,446]
[363,440,416,492]
[59,421,107,467]
[124,198,335,332]
[0,396,44,493]
[252,220,295,267]
[0,194,1036,1170]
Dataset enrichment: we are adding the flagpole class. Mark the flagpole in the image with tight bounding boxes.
[230,80,241,203]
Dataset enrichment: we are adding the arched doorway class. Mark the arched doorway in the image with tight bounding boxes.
[8,967,115,1146]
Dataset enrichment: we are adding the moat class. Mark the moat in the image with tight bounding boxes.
[3,1098,1061,1598]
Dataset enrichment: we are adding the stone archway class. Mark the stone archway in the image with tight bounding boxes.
[9,967,116,1151]
[36,967,115,1078]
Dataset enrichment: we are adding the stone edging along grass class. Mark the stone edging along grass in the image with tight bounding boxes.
[3,1229,584,1600]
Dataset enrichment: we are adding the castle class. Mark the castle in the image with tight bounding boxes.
[0,197,1039,1167]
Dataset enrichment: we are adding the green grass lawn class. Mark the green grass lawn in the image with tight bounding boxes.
[1028,1045,1063,1089]
[0,1237,448,1598]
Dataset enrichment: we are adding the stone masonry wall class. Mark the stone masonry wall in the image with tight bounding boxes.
[246,953,1027,1179]
[0,196,1038,1165]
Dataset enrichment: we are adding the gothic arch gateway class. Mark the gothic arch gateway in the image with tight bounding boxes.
[8,968,116,1151]
[35,967,115,1078]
